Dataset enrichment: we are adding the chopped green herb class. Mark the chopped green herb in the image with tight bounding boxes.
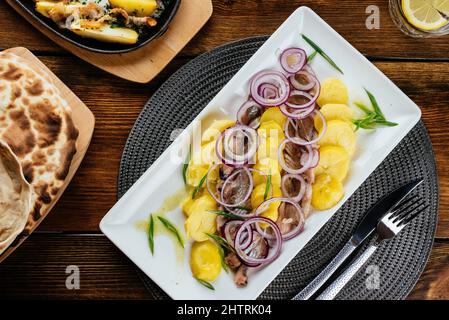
[301,34,344,74]
[263,173,272,201]
[208,210,245,221]
[182,149,191,185]
[206,234,229,272]
[192,173,207,199]
[157,216,184,248]
[148,215,155,255]
[235,206,251,212]
[206,233,235,254]
[353,89,398,131]
[308,50,318,62]
[196,278,215,290]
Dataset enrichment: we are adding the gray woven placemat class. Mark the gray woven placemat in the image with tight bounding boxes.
[117,37,439,300]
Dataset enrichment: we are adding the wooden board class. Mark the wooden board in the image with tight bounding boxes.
[6,0,213,83]
[0,47,95,263]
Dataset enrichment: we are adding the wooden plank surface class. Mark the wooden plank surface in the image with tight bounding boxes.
[16,57,447,238]
[2,0,449,59]
[0,0,448,300]
[0,233,446,299]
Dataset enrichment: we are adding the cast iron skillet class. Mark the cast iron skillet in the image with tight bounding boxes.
[13,0,181,54]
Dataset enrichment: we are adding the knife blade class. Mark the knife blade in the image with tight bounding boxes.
[292,178,423,300]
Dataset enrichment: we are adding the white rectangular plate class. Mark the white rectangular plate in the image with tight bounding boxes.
[100,6,421,300]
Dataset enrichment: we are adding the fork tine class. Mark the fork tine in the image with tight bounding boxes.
[391,195,417,214]
[398,204,429,227]
[392,196,423,223]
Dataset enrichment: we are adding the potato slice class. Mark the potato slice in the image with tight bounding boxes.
[315,104,355,131]
[260,107,287,129]
[72,25,138,45]
[190,241,221,282]
[185,195,217,242]
[253,158,281,186]
[257,135,281,161]
[186,161,209,187]
[201,120,235,144]
[318,119,356,157]
[251,183,281,219]
[109,0,158,17]
[315,145,350,181]
[257,120,285,142]
[317,78,349,106]
[312,174,344,210]
[183,193,216,218]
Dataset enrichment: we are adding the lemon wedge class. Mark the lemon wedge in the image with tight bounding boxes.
[315,145,350,181]
[402,0,449,31]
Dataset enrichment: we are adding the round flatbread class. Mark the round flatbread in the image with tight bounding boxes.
[0,52,79,227]
[0,141,32,255]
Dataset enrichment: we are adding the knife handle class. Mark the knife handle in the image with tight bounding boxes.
[316,244,378,300]
[292,239,357,300]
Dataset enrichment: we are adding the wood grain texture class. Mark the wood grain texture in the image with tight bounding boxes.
[17,57,447,238]
[5,0,212,83]
[0,234,446,299]
[2,0,449,59]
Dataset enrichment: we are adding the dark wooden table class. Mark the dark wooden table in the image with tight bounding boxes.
[0,0,448,300]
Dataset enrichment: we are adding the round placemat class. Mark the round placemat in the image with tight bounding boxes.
[117,37,438,300]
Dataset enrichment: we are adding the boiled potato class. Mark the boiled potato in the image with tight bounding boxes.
[260,107,287,129]
[257,135,281,161]
[200,141,217,165]
[317,78,349,106]
[185,195,217,242]
[190,241,221,282]
[109,0,158,17]
[251,183,281,212]
[182,193,216,217]
[72,25,138,45]
[257,120,285,142]
[318,120,356,157]
[253,158,281,186]
[201,120,235,144]
[312,174,344,210]
[315,104,355,131]
[315,145,350,181]
[186,161,209,187]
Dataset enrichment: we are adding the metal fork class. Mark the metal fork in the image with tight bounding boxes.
[316,195,428,300]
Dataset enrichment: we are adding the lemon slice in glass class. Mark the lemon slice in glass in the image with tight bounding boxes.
[402,0,449,31]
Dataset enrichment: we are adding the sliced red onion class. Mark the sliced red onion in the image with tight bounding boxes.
[279,104,315,120]
[224,220,252,249]
[281,174,307,202]
[278,139,314,175]
[285,90,317,109]
[258,83,278,100]
[255,197,305,240]
[250,70,290,107]
[310,148,320,168]
[280,48,307,74]
[234,217,282,267]
[289,71,317,91]
[215,125,259,167]
[237,100,263,129]
[284,110,327,145]
[220,167,253,208]
[240,231,269,267]
[303,64,316,76]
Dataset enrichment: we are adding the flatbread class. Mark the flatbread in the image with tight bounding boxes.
[0,52,79,229]
[0,141,32,255]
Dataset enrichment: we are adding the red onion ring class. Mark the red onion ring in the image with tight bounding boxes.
[223,220,252,250]
[250,70,290,107]
[278,139,314,175]
[279,104,315,120]
[220,167,253,208]
[310,148,320,168]
[234,217,282,266]
[255,198,305,240]
[258,83,278,100]
[284,110,327,145]
[281,174,307,202]
[285,90,317,109]
[215,125,259,167]
[280,48,307,74]
[237,100,263,129]
[289,71,317,91]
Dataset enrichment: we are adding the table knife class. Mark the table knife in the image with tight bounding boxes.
[292,178,423,300]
